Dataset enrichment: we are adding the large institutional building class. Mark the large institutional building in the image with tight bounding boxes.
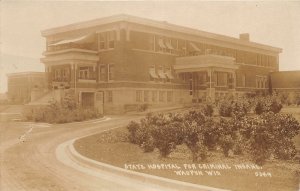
[7,72,46,104]
[39,14,298,114]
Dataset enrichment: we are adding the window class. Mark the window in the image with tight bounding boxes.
[167,91,173,102]
[54,69,61,81]
[136,90,143,102]
[99,65,106,81]
[165,67,174,82]
[237,73,246,87]
[256,77,260,88]
[189,79,193,95]
[144,90,149,102]
[242,74,246,87]
[157,65,166,82]
[149,65,158,81]
[264,77,268,88]
[159,91,165,102]
[256,76,267,88]
[216,72,228,86]
[165,39,174,53]
[152,91,157,102]
[108,31,115,49]
[62,68,70,81]
[107,91,113,102]
[98,31,115,50]
[157,37,166,52]
[79,67,89,79]
[108,64,114,80]
[99,33,106,49]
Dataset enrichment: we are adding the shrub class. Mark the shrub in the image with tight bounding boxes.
[254,95,282,115]
[217,118,236,157]
[23,98,102,123]
[262,112,300,160]
[218,99,250,118]
[183,110,213,161]
[218,100,232,117]
[127,113,185,155]
[202,102,214,117]
[183,121,209,161]
[149,113,183,157]
[244,112,300,165]
[127,121,140,144]
[141,136,155,153]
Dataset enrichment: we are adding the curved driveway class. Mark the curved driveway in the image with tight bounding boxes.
[1,114,226,191]
[1,116,141,191]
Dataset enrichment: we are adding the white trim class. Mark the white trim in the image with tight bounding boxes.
[49,35,88,46]
[41,14,281,54]
[43,48,97,56]
[158,38,166,49]
[165,40,174,50]
[149,68,159,79]
[131,48,176,56]
[189,42,201,52]
[78,79,97,83]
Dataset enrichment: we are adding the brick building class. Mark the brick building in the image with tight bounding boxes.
[40,14,283,114]
[7,72,46,104]
[270,71,300,104]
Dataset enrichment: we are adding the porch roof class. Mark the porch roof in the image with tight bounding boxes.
[174,54,239,73]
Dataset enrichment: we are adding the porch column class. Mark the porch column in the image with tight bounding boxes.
[46,66,52,89]
[71,63,79,103]
[71,63,78,88]
[206,68,215,102]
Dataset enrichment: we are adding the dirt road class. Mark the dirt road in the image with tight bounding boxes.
[1,116,148,191]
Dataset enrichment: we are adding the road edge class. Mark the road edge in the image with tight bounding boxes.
[56,138,230,191]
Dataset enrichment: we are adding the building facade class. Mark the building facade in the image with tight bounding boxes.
[270,71,300,104]
[41,14,282,114]
[7,72,46,104]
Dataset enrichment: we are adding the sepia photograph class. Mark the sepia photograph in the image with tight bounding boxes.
[0,1,300,190]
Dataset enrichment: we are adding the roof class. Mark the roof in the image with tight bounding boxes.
[270,71,300,89]
[41,14,282,53]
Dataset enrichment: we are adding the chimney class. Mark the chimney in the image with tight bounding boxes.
[239,33,250,41]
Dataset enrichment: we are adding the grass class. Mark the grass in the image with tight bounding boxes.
[74,106,300,191]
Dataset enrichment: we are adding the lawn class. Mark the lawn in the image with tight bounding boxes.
[74,106,300,191]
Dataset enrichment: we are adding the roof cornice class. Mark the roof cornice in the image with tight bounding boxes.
[41,14,282,53]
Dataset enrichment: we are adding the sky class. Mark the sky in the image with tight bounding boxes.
[0,0,300,93]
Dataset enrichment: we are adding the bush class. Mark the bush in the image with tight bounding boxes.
[141,136,155,153]
[183,110,214,161]
[254,95,282,115]
[218,100,232,117]
[218,99,250,118]
[23,98,102,124]
[127,113,184,155]
[217,118,236,157]
[202,102,214,117]
[127,121,140,144]
[149,113,184,157]
[125,105,300,165]
[243,112,300,165]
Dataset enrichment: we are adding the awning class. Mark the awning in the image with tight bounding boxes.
[158,39,166,49]
[149,68,159,78]
[189,42,201,52]
[49,35,91,46]
[158,70,166,79]
[165,41,174,50]
[165,70,174,79]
